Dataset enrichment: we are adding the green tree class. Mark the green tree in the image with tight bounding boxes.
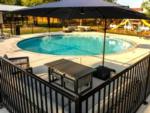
[21,0,43,6]
[0,0,16,5]
[142,0,150,17]
[21,0,56,6]
[0,0,22,5]
[105,0,116,3]
[0,0,56,6]
[15,0,22,5]
[42,0,56,3]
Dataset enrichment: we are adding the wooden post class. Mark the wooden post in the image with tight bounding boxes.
[47,17,50,33]
[31,16,34,33]
[0,12,3,35]
[0,24,3,35]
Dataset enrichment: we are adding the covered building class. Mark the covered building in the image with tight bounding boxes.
[0,4,27,35]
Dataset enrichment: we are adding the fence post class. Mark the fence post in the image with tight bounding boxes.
[0,78,2,109]
[75,96,81,113]
[0,58,3,108]
[143,55,150,105]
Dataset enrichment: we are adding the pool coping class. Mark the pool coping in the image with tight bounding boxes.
[1,31,150,73]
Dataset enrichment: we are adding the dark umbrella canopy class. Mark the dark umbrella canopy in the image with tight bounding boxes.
[15,0,149,19]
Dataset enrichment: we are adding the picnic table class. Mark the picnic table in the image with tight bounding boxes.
[45,59,95,94]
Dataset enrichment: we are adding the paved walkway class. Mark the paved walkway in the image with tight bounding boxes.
[137,96,150,113]
[0,108,9,113]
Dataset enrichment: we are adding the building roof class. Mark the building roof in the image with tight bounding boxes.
[0,4,27,12]
[132,8,143,12]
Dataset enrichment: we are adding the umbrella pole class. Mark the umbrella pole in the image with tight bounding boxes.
[47,17,50,33]
[102,18,107,67]
[31,16,34,34]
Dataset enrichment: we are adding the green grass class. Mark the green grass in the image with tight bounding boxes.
[3,26,150,37]
[20,27,62,34]
[3,27,62,35]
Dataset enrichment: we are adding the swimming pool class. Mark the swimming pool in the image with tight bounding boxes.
[17,34,133,55]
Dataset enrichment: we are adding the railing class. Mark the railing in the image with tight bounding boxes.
[79,54,150,113]
[0,54,150,113]
[0,85,1,104]
[0,58,79,113]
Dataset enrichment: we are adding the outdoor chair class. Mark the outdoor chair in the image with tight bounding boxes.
[3,55,33,73]
[145,35,150,39]
[0,34,5,39]
[63,26,76,32]
[75,26,92,32]
[0,33,10,39]
[93,66,116,80]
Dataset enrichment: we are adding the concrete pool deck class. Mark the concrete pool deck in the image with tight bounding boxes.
[0,32,150,73]
[0,32,150,113]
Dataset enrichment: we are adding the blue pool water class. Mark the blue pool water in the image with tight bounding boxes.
[17,34,133,55]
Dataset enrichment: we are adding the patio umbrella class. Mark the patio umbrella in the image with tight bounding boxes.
[15,0,150,66]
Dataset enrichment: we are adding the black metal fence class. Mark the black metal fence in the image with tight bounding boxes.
[79,54,150,113]
[0,54,150,113]
[0,58,79,113]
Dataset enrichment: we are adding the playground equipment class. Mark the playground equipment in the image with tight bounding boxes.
[141,19,150,27]
[111,19,150,30]
[111,19,129,30]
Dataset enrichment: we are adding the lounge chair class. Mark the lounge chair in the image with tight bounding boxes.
[93,66,116,80]
[3,54,33,73]
[76,26,91,32]
[145,35,150,39]
[63,26,76,32]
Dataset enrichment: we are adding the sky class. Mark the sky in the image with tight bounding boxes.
[117,0,144,8]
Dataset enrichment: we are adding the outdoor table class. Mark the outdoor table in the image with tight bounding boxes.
[45,59,95,94]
